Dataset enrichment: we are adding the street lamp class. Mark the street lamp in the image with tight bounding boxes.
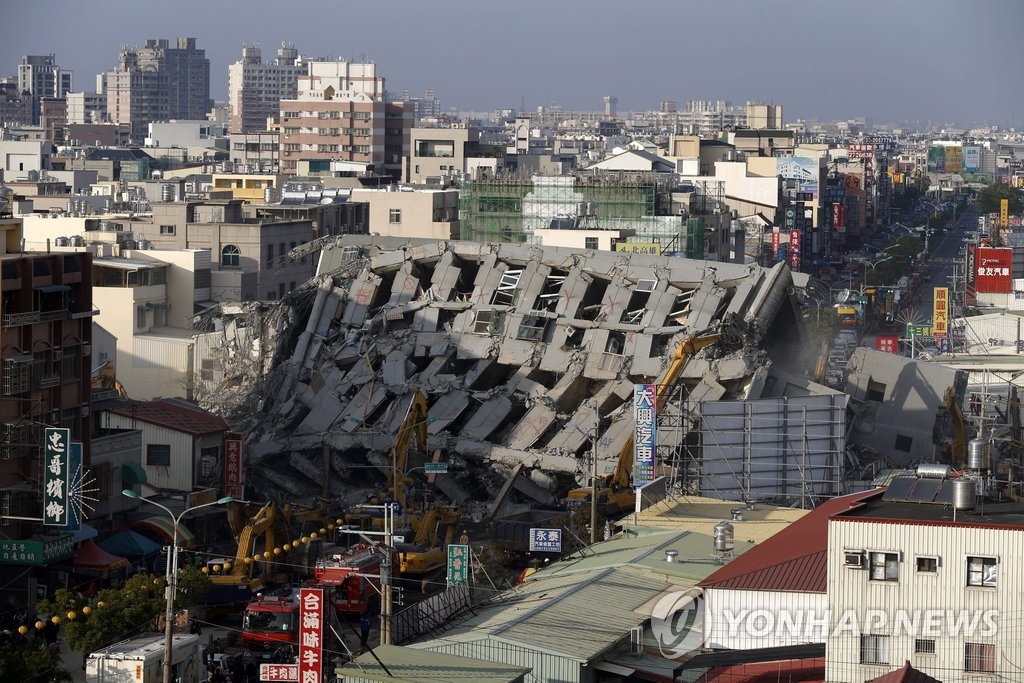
[122,489,232,683]
[856,256,892,289]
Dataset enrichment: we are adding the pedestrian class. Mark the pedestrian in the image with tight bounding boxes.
[359,612,372,649]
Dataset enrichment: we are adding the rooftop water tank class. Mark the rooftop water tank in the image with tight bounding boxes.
[27,170,39,181]
[69,235,85,247]
[713,521,735,552]
[100,220,115,232]
[917,463,951,479]
[120,239,137,251]
[136,239,151,250]
[54,236,69,247]
[952,478,977,510]
[966,438,990,471]
[161,184,174,202]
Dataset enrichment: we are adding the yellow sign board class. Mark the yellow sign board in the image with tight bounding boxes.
[1001,199,1009,229]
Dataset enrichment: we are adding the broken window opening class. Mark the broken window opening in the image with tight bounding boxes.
[651,334,671,357]
[622,308,646,325]
[605,331,626,355]
[564,325,583,349]
[866,379,886,403]
[532,273,567,311]
[490,268,522,306]
[575,279,609,321]
[516,314,548,342]
[668,289,695,323]
[473,309,496,335]
[635,278,657,293]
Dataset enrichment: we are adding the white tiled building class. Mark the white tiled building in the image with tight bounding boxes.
[825,476,1024,682]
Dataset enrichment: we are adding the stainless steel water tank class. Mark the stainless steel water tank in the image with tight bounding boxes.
[917,463,951,479]
[966,438,990,471]
[100,220,114,232]
[54,236,69,247]
[161,184,174,202]
[714,521,735,552]
[952,478,977,510]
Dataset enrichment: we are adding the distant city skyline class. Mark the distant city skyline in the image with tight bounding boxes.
[4,0,1022,129]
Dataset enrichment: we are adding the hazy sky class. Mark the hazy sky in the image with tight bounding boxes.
[5,0,1022,128]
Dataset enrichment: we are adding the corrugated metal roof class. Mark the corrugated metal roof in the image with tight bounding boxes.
[698,489,882,592]
[345,644,531,683]
[110,397,227,436]
[867,660,941,683]
[426,566,673,661]
[630,495,807,545]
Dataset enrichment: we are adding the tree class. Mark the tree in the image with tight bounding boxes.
[975,181,1024,215]
[0,635,69,682]
[37,568,213,657]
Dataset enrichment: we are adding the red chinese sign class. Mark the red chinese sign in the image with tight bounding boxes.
[788,229,801,272]
[260,664,298,682]
[299,588,325,683]
[225,437,244,500]
[875,335,899,354]
[974,246,1013,294]
[771,227,780,262]
[832,203,845,230]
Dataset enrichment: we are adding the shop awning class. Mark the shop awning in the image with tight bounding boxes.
[128,515,196,548]
[99,529,163,558]
[72,540,129,572]
[121,462,148,487]
[72,523,98,543]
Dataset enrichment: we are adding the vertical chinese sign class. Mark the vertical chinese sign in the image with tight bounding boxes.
[633,384,656,486]
[224,434,244,500]
[933,287,949,344]
[447,544,469,586]
[298,588,324,683]
[771,227,781,263]
[44,428,70,527]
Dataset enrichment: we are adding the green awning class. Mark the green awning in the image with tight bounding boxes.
[121,462,148,487]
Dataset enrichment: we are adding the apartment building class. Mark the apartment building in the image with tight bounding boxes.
[227,44,306,134]
[0,216,96,607]
[17,54,72,124]
[228,130,280,173]
[105,38,211,143]
[145,198,316,301]
[349,186,458,240]
[279,60,412,178]
[405,123,482,184]
[825,465,1023,682]
[66,91,108,125]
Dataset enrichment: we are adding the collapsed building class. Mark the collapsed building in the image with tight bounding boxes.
[196,238,844,512]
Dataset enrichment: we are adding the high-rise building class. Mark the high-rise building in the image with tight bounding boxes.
[278,61,411,178]
[105,38,211,143]
[0,79,32,127]
[17,54,72,124]
[603,95,618,119]
[228,43,307,133]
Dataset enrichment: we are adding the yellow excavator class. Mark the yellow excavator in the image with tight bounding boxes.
[567,333,721,514]
[205,502,292,607]
[941,385,968,468]
[344,390,461,589]
[91,360,127,398]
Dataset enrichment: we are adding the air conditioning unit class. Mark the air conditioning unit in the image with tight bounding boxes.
[844,550,865,568]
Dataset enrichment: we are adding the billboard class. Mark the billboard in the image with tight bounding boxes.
[1001,199,1009,229]
[225,436,244,500]
[975,246,1013,294]
[788,229,802,271]
[615,243,660,255]
[832,203,845,230]
[771,227,781,263]
[298,589,325,683]
[44,428,71,527]
[927,147,946,173]
[963,146,981,173]
[848,143,874,160]
[875,336,899,354]
[944,146,963,174]
[966,244,977,306]
[633,384,657,486]
[933,287,949,339]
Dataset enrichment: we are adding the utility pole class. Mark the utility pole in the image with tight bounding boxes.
[590,401,599,545]
[380,502,393,645]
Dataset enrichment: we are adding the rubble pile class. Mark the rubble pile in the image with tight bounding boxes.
[196,239,804,508]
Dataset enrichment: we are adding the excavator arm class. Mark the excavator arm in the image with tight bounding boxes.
[608,333,721,490]
[388,390,429,513]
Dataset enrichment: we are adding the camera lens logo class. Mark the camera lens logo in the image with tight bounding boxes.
[650,591,703,659]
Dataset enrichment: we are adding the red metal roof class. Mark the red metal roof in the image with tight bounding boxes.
[867,661,941,683]
[698,489,883,593]
[697,658,825,683]
[110,398,228,436]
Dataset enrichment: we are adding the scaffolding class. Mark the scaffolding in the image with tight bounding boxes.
[458,171,697,250]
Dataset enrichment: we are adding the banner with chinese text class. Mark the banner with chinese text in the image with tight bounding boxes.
[633,384,656,486]
[298,588,324,683]
[43,428,70,527]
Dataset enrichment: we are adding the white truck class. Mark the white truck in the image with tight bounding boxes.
[85,633,202,683]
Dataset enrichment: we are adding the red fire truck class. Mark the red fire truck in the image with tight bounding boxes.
[240,545,387,658]
[313,544,385,616]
